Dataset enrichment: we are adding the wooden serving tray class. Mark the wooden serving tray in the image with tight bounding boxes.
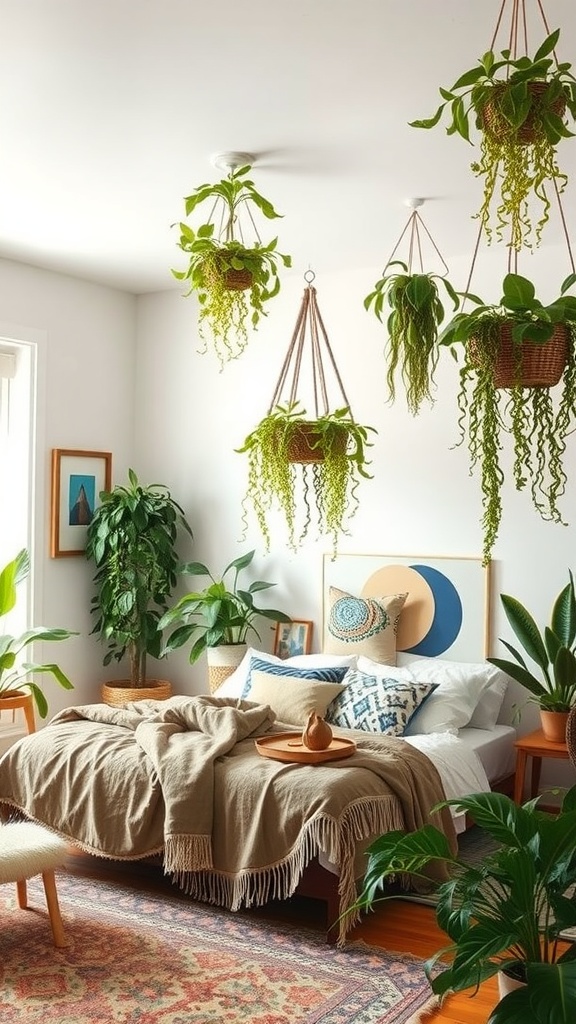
[255,732,357,764]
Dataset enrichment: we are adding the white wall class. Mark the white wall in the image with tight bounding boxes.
[2,248,575,792]
[0,257,136,716]
[135,254,576,791]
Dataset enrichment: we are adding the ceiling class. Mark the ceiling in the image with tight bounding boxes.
[1,0,574,294]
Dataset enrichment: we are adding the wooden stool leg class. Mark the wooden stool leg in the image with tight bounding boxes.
[41,870,66,948]
[16,878,27,909]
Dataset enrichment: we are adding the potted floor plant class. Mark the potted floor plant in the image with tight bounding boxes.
[411,29,576,250]
[172,163,291,366]
[439,272,576,565]
[488,569,576,741]
[349,786,576,1024]
[236,402,376,557]
[85,469,193,705]
[159,549,290,693]
[0,549,76,719]
[364,260,460,414]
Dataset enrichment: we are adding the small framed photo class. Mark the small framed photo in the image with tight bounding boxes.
[273,620,313,659]
[50,448,112,557]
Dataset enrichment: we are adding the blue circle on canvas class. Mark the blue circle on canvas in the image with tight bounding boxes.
[405,564,463,656]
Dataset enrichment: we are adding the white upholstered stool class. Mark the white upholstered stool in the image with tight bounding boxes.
[0,821,69,947]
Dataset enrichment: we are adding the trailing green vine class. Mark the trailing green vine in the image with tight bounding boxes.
[410,29,576,251]
[172,165,291,367]
[364,261,459,414]
[441,273,576,565]
[236,403,376,556]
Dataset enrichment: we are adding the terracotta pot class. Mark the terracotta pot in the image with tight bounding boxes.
[286,424,348,464]
[101,679,172,707]
[206,644,247,694]
[481,81,566,145]
[469,323,568,389]
[540,709,570,743]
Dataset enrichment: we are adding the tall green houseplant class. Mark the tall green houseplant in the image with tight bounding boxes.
[85,469,193,690]
[172,162,291,366]
[347,787,576,1024]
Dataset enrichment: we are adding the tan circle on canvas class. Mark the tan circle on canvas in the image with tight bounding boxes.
[361,566,434,651]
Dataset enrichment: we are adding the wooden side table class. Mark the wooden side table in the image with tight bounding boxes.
[513,728,570,804]
[0,691,36,735]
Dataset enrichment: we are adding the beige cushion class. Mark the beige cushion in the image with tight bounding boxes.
[324,586,408,664]
[248,669,346,726]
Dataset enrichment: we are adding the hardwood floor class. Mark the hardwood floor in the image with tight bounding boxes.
[63,850,498,1024]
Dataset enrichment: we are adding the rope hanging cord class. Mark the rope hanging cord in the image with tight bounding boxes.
[267,279,353,420]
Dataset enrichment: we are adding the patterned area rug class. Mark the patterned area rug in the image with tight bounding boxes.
[0,871,437,1024]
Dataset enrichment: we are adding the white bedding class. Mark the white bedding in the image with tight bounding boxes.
[405,725,516,834]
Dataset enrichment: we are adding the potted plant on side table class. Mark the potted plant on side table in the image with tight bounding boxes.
[348,786,576,1023]
[488,568,576,741]
[159,549,291,693]
[0,549,76,722]
[86,469,193,706]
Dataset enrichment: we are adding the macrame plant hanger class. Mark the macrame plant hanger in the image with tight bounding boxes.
[462,0,576,302]
[267,270,355,444]
[383,198,451,280]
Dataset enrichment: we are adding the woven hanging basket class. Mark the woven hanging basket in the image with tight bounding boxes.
[481,81,566,145]
[223,267,253,291]
[101,679,173,707]
[286,424,348,464]
[469,322,569,389]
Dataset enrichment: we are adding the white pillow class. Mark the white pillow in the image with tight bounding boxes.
[248,669,346,726]
[468,671,509,729]
[213,647,357,698]
[357,655,501,734]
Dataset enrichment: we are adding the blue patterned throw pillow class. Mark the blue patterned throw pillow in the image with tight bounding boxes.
[325,669,438,736]
[240,656,349,699]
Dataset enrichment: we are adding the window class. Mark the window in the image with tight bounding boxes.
[0,338,35,635]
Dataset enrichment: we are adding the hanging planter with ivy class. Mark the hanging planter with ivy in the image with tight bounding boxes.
[410,23,576,251]
[172,155,291,367]
[364,202,460,414]
[439,271,576,565]
[237,274,376,556]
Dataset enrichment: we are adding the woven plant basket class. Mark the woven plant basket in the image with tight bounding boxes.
[101,679,172,707]
[287,424,348,464]
[206,644,247,694]
[223,268,253,291]
[481,81,566,145]
[469,323,569,388]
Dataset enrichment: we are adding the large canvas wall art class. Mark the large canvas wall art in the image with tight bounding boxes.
[322,553,490,662]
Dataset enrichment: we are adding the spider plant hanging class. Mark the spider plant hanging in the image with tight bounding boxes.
[364,199,459,415]
[172,152,291,367]
[237,272,377,557]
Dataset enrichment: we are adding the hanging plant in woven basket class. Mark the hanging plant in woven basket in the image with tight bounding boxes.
[237,274,376,556]
[364,202,460,414]
[439,271,576,565]
[410,9,576,252]
[172,156,291,367]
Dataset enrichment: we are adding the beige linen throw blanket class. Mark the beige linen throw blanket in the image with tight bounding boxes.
[0,695,456,942]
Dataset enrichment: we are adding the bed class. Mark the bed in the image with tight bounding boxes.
[0,573,516,944]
